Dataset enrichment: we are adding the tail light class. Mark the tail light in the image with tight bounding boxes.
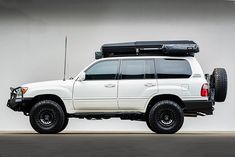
[201,83,209,97]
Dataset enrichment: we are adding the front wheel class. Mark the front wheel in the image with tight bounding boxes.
[59,117,69,132]
[29,100,65,134]
[147,100,184,134]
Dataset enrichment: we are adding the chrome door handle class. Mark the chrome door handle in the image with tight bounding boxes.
[144,83,156,87]
[104,84,116,88]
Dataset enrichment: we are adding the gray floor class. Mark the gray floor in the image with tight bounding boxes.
[0,132,235,157]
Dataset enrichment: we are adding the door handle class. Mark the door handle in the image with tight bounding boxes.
[104,84,116,88]
[144,83,156,87]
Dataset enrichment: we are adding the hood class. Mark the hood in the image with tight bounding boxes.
[21,80,74,88]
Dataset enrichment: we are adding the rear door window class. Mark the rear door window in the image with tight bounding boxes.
[155,58,192,79]
[120,59,155,79]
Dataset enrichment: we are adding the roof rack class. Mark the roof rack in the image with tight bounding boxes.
[95,40,199,59]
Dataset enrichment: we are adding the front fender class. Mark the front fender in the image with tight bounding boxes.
[24,86,72,99]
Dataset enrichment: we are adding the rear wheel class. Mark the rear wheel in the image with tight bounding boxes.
[29,100,65,134]
[146,117,155,132]
[147,100,184,134]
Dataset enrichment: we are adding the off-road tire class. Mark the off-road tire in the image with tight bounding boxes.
[29,100,65,134]
[60,117,69,132]
[211,68,227,102]
[147,100,184,134]
[146,117,155,132]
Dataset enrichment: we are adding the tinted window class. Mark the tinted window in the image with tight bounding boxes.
[85,60,119,80]
[121,59,155,79]
[145,59,155,79]
[155,58,192,79]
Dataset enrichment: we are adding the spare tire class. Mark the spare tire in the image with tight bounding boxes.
[211,68,227,102]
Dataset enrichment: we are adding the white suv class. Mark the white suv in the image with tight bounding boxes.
[7,40,227,134]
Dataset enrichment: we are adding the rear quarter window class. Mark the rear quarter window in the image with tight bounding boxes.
[155,58,192,79]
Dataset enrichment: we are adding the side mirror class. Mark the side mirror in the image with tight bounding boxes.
[78,71,86,81]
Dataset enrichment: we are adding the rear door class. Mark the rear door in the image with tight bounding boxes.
[118,59,158,110]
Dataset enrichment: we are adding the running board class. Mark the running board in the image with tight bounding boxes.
[68,112,145,121]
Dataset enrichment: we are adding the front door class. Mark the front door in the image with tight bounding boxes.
[73,60,120,111]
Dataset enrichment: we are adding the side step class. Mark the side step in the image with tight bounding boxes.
[69,112,145,121]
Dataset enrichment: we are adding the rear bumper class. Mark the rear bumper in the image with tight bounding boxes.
[183,100,214,115]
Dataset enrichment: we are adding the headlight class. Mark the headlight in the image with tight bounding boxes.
[15,88,22,98]
[16,87,28,98]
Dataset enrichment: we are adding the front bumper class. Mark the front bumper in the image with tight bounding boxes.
[7,87,32,112]
[183,100,214,115]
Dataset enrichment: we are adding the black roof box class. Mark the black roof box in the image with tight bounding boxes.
[96,40,199,59]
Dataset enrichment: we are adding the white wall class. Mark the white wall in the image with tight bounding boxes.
[0,0,235,132]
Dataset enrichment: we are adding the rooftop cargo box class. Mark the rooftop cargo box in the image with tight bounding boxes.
[96,40,199,59]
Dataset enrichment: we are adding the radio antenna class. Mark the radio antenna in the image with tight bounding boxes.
[63,36,67,81]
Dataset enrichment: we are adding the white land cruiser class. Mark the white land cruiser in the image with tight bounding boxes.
[7,40,227,134]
